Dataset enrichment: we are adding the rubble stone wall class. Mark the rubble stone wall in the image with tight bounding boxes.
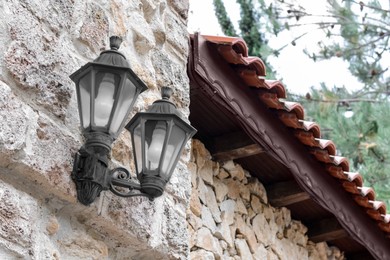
[188,139,345,260]
[0,0,191,259]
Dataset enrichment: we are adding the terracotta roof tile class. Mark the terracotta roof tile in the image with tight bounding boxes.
[344,171,363,186]
[258,91,284,109]
[326,165,346,180]
[359,187,376,200]
[317,139,336,155]
[283,101,305,119]
[263,80,286,98]
[294,130,318,146]
[342,180,360,194]
[299,120,321,137]
[199,34,390,238]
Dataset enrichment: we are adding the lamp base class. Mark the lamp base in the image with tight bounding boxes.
[140,175,167,198]
[72,146,111,205]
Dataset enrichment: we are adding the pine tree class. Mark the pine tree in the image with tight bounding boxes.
[302,0,390,96]
[213,0,276,78]
[213,0,238,37]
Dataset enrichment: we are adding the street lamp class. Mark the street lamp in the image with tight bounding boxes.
[70,36,196,205]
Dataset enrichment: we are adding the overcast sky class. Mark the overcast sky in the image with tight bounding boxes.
[187,0,364,95]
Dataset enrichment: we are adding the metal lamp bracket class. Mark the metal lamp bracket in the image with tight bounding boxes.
[72,147,152,205]
[109,167,153,199]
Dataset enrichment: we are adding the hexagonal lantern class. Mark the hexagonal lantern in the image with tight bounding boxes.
[70,36,148,150]
[126,87,197,198]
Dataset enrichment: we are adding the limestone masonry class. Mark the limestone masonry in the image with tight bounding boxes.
[189,140,344,260]
[0,0,191,259]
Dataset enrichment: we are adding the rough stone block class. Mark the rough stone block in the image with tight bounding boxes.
[215,221,234,248]
[190,188,202,217]
[164,10,189,60]
[235,239,253,260]
[192,139,211,170]
[165,162,192,203]
[46,216,59,236]
[0,82,77,202]
[214,177,228,203]
[246,177,268,204]
[0,180,39,257]
[253,243,268,260]
[168,0,189,20]
[195,227,222,258]
[187,211,202,231]
[236,216,257,253]
[0,82,31,158]
[216,168,230,179]
[201,205,217,233]
[151,50,189,97]
[219,200,236,225]
[250,195,263,214]
[198,160,214,186]
[205,185,221,223]
[190,249,215,260]
[188,162,198,188]
[235,198,248,216]
[224,178,241,200]
[5,23,73,118]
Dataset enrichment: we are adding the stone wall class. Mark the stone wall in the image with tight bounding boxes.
[188,139,345,260]
[0,0,192,259]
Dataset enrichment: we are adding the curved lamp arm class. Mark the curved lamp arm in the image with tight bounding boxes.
[109,168,153,200]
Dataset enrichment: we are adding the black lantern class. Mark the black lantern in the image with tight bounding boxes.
[70,36,196,205]
[126,87,197,197]
[70,36,148,148]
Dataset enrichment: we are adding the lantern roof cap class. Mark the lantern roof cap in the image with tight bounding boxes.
[146,87,182,118]
[93,36,130,68]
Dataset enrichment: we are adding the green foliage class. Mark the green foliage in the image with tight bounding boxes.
[213,0,238,36]
[311,0,389,95]
[236,0,264,57]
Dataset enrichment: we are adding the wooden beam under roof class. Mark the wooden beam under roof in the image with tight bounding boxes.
[266,180,310,207]
[211,131,264,161]
[308,217,348,243]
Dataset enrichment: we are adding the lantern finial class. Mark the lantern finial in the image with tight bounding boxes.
[110,36,122,50]
[161,87,173,100]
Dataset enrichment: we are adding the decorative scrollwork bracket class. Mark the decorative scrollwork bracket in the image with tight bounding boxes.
[72,146,152,206]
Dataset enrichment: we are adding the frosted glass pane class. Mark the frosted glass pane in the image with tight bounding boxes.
[94,72,119,127]
[109,76,137,135]
[133,125,143,172]
[160,125,186,179]
[79,75,91,129]
[147,121,167,170]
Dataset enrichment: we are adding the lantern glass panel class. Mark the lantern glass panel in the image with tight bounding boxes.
[160,124,186,178]
[93,72,120,128]
[145,120,168,171]
[78,74,91,129]
[109,75,138,135]
[132,123,143,172]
